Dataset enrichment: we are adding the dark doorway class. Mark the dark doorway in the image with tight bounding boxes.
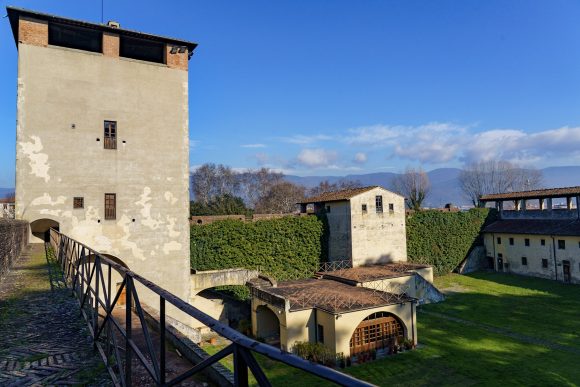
[563,260,571,283]
[497,255,503,272]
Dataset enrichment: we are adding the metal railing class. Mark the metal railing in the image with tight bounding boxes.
[318,259,352,273]
[49,229,373,387]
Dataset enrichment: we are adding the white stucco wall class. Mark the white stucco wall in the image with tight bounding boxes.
[349,187,407,266]
[15,43,191,315]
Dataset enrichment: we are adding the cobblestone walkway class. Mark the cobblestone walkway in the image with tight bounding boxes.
[0,244,112,386]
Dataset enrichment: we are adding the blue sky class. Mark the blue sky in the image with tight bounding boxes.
[2,0,580,187]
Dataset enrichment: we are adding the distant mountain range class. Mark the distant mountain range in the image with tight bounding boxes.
[287,166,580,207]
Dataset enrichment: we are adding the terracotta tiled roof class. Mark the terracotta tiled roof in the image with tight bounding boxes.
[257,278,412,313]
[483,220,580,236]
[299,186,380,204]
[321,263,430,283]
[480,186,580,201]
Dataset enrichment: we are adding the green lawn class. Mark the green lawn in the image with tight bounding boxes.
[205,272,580,386]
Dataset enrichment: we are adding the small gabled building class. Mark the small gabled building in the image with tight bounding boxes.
[298,186,407,267]
[480,186,580,284]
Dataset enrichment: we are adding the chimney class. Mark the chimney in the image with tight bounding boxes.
[107,21,120,29]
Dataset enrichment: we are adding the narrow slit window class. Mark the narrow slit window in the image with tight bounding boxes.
[105,193,116,220]
[362,204,367,213]
[104,121,117,150]
[73,197,84,209]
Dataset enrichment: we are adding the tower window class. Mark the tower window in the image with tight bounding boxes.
[105,193,116,220]
[104,121,117,149]
[48,23,102,53]
[73,197,84,209]
[120,35,165,64]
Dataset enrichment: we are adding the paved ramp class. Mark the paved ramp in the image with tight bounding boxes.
[0,245,111,385]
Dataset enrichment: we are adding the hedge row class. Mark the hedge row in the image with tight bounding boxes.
[406,208,497,275]
[190,216,324,281]
[190,209,496,281]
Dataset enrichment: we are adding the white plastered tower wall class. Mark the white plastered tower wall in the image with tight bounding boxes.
[13,13,192,318]
[349,187,407,266]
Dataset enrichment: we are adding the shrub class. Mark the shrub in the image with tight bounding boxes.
[291,341,336,366]
[406,208,497,275]
[190,216,324,281]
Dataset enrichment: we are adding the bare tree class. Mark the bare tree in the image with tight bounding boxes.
[307,179,363,197]
[191,164,239,204]
[255,182,306,214]
[459,160,543,207]
[393,167,430,211]
[238,168,284,208]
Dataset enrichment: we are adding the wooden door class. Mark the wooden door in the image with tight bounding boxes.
[350,314,403,356]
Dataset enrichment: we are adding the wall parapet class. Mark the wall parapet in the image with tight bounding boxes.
[0,219,29,278]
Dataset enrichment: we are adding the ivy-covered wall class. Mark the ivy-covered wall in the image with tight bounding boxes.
[190,216,324,281]
[406,208,497,275]
[190,209,497,281]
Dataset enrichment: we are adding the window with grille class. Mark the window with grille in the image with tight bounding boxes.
[388,203,394,212]
[362,204,367,213]
[558,240,566,250]
[375,196,383,213]
[104,121,117,150]
[105,193,116,220]
[73,197,84,209]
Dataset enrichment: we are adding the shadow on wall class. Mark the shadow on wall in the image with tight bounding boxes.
[30,218,59,242]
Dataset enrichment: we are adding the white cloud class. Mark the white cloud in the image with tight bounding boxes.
[296,148,338,168]
[241,143,266,148]
[353,152,367,164]
[278,134,333,145]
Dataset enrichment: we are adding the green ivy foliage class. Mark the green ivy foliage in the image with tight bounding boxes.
[406,208,498,275]
[190,216,324,281]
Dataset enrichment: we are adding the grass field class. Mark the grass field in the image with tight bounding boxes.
[205,272,580,386]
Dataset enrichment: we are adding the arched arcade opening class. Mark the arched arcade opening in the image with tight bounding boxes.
[30,218,59,243]
[255,305,281,346]
[349,311,405,356]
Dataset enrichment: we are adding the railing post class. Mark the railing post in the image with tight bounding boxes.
[125,276,132,387]
[233,345,249,387]
[94,255,100,344]
[160,297,166,385]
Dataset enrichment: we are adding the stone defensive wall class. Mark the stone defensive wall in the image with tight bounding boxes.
[0,219,29,278]
[190,213,309,225]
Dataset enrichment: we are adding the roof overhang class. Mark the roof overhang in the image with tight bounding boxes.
[6,6,198,57]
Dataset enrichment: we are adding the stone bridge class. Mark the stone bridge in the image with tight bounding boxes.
[190,268,261,296]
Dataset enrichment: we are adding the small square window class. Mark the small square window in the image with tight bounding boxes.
[388,203,394,212]
[509,237,514,245]
[525,238,530,246]
[541,239,546,246]
[558,240,566,250]
[542,259,548,268]
[521,257,527,265]
[497,237,502,245]
[73,197,84,209]
[362,204,367,213]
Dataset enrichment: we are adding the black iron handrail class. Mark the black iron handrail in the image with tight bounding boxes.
[49,229,374,387]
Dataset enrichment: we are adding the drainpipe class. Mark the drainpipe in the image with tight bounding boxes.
[551,235,558,281]
[492,233,497,271]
